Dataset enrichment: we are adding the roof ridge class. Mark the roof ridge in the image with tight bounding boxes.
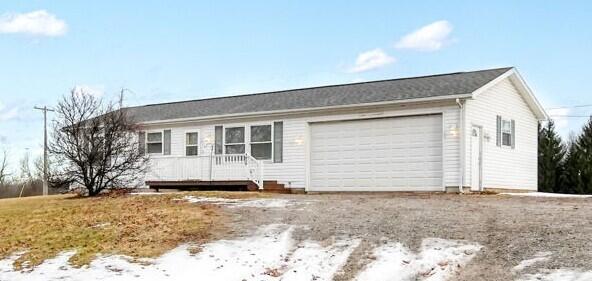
[126,67,513,109]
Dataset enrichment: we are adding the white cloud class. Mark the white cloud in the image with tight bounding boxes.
[0,10,67,37]
[348,48,396,73]
[0,101,18,122]
[73,85,104,98]
[395,20,453,51]
[546,108,570,131]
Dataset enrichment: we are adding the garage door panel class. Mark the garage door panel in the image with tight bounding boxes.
[310,115,443,191]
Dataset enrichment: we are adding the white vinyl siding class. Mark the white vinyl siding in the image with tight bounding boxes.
[465,78,538,190]
[140,101,461,190]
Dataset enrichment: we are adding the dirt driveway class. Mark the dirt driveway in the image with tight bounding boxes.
[221,193,592,280]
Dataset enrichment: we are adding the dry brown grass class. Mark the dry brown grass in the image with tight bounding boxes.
[0,191,264,269]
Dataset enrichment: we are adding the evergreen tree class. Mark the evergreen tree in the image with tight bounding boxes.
[538,120,566,192]
[560,136,584,194]
[575,117,592,194]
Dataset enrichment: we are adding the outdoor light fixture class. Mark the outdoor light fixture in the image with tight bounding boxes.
[448,125,459,137]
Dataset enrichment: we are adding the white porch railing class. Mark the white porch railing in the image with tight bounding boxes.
[145,154,264,189]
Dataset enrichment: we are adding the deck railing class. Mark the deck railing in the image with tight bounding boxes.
[145,154,264,189]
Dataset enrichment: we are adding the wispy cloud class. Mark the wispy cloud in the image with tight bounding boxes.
[547,108,571,131]
[0,10,67,37]
[395,20,453,51]
[348,48,396,73]
[0,101,18,122]
[73,85,105,97]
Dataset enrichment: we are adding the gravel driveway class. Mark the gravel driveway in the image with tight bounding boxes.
[221,193,592,280]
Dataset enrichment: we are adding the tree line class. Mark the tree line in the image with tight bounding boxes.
[0,149,64,198]
[539,118,592,194]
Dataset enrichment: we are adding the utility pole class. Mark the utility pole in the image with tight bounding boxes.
[34,106,54,196]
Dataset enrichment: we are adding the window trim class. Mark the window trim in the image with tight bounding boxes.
[501,118,513,147]
[224,126,246,155]
[145,130,164,155]
[249,123,273,160]
[184,130,200,157]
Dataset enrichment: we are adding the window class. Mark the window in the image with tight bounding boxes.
[186,132,199,156]
[225,127,245,154]
[250,125,272,160]
[501,119,512,146]
[146,132,163,154]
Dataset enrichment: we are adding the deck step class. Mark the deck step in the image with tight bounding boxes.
[262,181,291,194]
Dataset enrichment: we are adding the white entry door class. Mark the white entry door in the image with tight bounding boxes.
[470,126,482,191]
[309,114,443,191]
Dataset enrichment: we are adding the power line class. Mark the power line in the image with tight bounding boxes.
[549,115,592,118]
[546,104,592,110]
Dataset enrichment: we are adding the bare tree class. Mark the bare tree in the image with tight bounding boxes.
[33,155,45,181]
[0,149,9,186]
[19,151,33,183]
[50,90,148,196]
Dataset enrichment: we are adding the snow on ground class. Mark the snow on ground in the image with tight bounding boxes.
[500,192,592,198]
[0,224,359,281]
[512,251,552,272]
[513,252,592,281]
[354,238,482,281]
[180,195,311,208]
[517,269,592,281]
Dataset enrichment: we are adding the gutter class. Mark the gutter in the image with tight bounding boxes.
[456,98,465,194]
[135,94,473,127]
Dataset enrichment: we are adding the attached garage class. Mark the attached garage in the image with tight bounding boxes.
[309,114,443,191]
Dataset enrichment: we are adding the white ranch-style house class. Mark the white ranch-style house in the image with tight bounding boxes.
[128,67,547,193]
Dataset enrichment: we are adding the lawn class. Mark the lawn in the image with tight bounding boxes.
[0,191,262,269]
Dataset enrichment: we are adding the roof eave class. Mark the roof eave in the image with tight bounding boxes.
[470,68,548,121]
[136,93,472,126]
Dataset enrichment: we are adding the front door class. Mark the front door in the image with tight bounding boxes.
[470,126,482,191]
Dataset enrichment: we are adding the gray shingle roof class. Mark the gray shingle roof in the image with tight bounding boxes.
[127,67,512,123]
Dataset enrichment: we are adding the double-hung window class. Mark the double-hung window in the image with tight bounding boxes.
[186,132,199,156]
[501,119,512,147]
[225,127,245,154]
[146,132,163,154]
[250,125,272,160]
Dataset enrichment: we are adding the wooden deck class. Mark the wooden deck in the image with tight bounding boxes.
[145,180,291,193]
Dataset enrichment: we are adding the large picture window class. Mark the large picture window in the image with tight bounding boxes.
[250,125,272,160]
[146,132,163,154]
[186,132,199,156]
[225,127,245,154]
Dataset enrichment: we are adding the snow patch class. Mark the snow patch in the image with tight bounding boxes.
[500,192,592,198]
[513,251,552,272]
[181,196,310,208]
[517,269,592,281]
[513,252,592,281]
[355,238,482,281]
[0,224,359,281]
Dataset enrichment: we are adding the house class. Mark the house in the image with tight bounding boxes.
[128,67,547,193]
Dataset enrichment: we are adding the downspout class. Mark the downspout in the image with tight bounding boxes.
[456,98,465,194]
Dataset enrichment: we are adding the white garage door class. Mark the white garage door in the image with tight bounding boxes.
[309,114,443,191]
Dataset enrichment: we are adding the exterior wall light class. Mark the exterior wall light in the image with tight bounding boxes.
[448,125,459,137]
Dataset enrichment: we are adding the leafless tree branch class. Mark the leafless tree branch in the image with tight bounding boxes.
[0,150,9,186]
[49,90,148,196]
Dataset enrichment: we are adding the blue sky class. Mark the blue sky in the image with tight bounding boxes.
[0,1,591,170]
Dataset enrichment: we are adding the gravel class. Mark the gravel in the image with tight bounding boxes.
[220,193,592,280]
